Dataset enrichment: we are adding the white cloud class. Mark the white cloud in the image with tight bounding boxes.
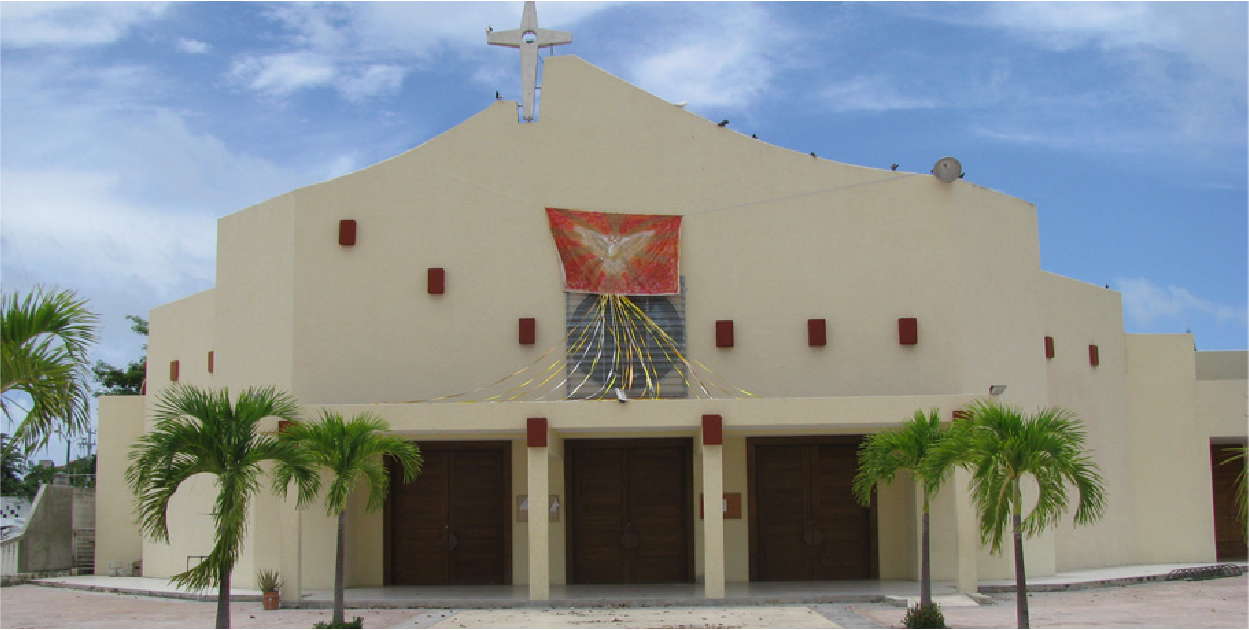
[818,76,942,113]
[176,38,209,54]
[225,2,612,102]
[0,169,215,296]
[229,51,337,97]
[916,3,1244,149]
[621,4,796,110]
[0,2,168,47]
[338,64,407,102]
[1118,278,1247,328]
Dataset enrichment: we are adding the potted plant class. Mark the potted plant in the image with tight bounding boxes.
[257,569,282,610]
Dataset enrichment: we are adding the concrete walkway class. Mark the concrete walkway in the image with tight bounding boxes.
[2,573,1246,628]
[24,561,1245,608]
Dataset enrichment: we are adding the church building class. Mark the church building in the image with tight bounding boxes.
[95,3,1246,601]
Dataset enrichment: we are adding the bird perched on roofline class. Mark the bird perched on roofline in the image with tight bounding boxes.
[717,119,729,127]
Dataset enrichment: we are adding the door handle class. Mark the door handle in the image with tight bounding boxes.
[803,527,823,546]
[620,522,640,549]
[440,531,459,551]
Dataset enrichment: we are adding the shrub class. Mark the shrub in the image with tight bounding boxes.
[903,602,946,629]
[256,569,281,593]
[313,617,364,629]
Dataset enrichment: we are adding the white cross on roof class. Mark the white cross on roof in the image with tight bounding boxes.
[487,1,572,121]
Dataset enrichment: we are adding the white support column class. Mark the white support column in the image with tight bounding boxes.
[701,418,726,599]
[279,499,302,603]
[954,467,979,594]
[527,421,551,601]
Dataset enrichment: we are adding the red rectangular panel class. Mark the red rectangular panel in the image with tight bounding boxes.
[1044,336,1055,359]
[169,360,180,382]
[715,320,734,348]
[427,267,445,295]
[952,410,971,421]
[278,420,296,435]
[899,318,918,345]
[702,414,723,445]
[207,351,214,374]
[1089,344,1100,367]
[527,417,548,448]
[338,219,357,246]
[808,319,827,347]
[519,317,536,345]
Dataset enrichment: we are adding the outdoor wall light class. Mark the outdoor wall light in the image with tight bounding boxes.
[989,385,1007,395]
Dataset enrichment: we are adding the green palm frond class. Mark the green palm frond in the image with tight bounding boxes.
[279,410,422,517]
[854,409,953,506]
[1,286,98,453]
[947,399,1107,553]
[126,384,311,594]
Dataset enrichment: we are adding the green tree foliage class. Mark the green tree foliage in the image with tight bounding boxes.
[126,385,318,629]
[928,399,1106,629]
[93,315,148,395]
[853,409,953,611]
[279,411,421,627]
[1,286,99,454]
[1,433,30,496]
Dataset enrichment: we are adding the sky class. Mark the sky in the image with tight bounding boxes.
[1,1,1246,464]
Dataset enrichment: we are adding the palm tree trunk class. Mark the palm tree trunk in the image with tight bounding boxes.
[333,510,346,626]
[920,494,932,608]
[216,568,231,629]
[1012,480,1029,629]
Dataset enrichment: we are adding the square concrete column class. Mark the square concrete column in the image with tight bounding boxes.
[527,418,550,601]
[701,415,726,599]
[953,467,979,594]
[279,499,302,603]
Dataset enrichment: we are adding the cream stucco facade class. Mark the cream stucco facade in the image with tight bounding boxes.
[96,55,1247,599]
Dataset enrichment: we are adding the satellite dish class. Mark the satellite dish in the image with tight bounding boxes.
[932,157,962,183]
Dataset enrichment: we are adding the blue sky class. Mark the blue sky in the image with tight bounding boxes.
[1,2,1246,462]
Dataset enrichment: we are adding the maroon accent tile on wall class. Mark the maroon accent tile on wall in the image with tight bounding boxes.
[898,318,918,345]
[527,417,548,448]
[338,219,357,246]
[702,414,723,445]
[428,267,446,295]
[715,320,734,348]
[519,317,536,345]
[808,319,827,347]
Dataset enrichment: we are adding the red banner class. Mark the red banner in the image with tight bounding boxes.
[546,208,682,295]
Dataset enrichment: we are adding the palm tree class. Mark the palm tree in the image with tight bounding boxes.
[853,409,953,610]
[929,399,1106,629]
[1,286,98,454]
[278,411,421,626]
[126,385,318,629]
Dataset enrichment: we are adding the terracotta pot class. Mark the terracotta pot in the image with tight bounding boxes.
[262,591,280,611]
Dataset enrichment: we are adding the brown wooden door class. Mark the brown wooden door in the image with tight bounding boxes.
[568,439,692,584]
[750,437,874,581]
[1211,443,1247,560]
[386,442,510,585]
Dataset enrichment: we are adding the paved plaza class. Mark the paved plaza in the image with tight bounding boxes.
[1,573,1245,629]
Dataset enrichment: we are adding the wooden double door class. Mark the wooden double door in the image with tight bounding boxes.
[385,442,511,585]
[749,437,876,581]
[566,439,694,584]
[1212,443,1247,560]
